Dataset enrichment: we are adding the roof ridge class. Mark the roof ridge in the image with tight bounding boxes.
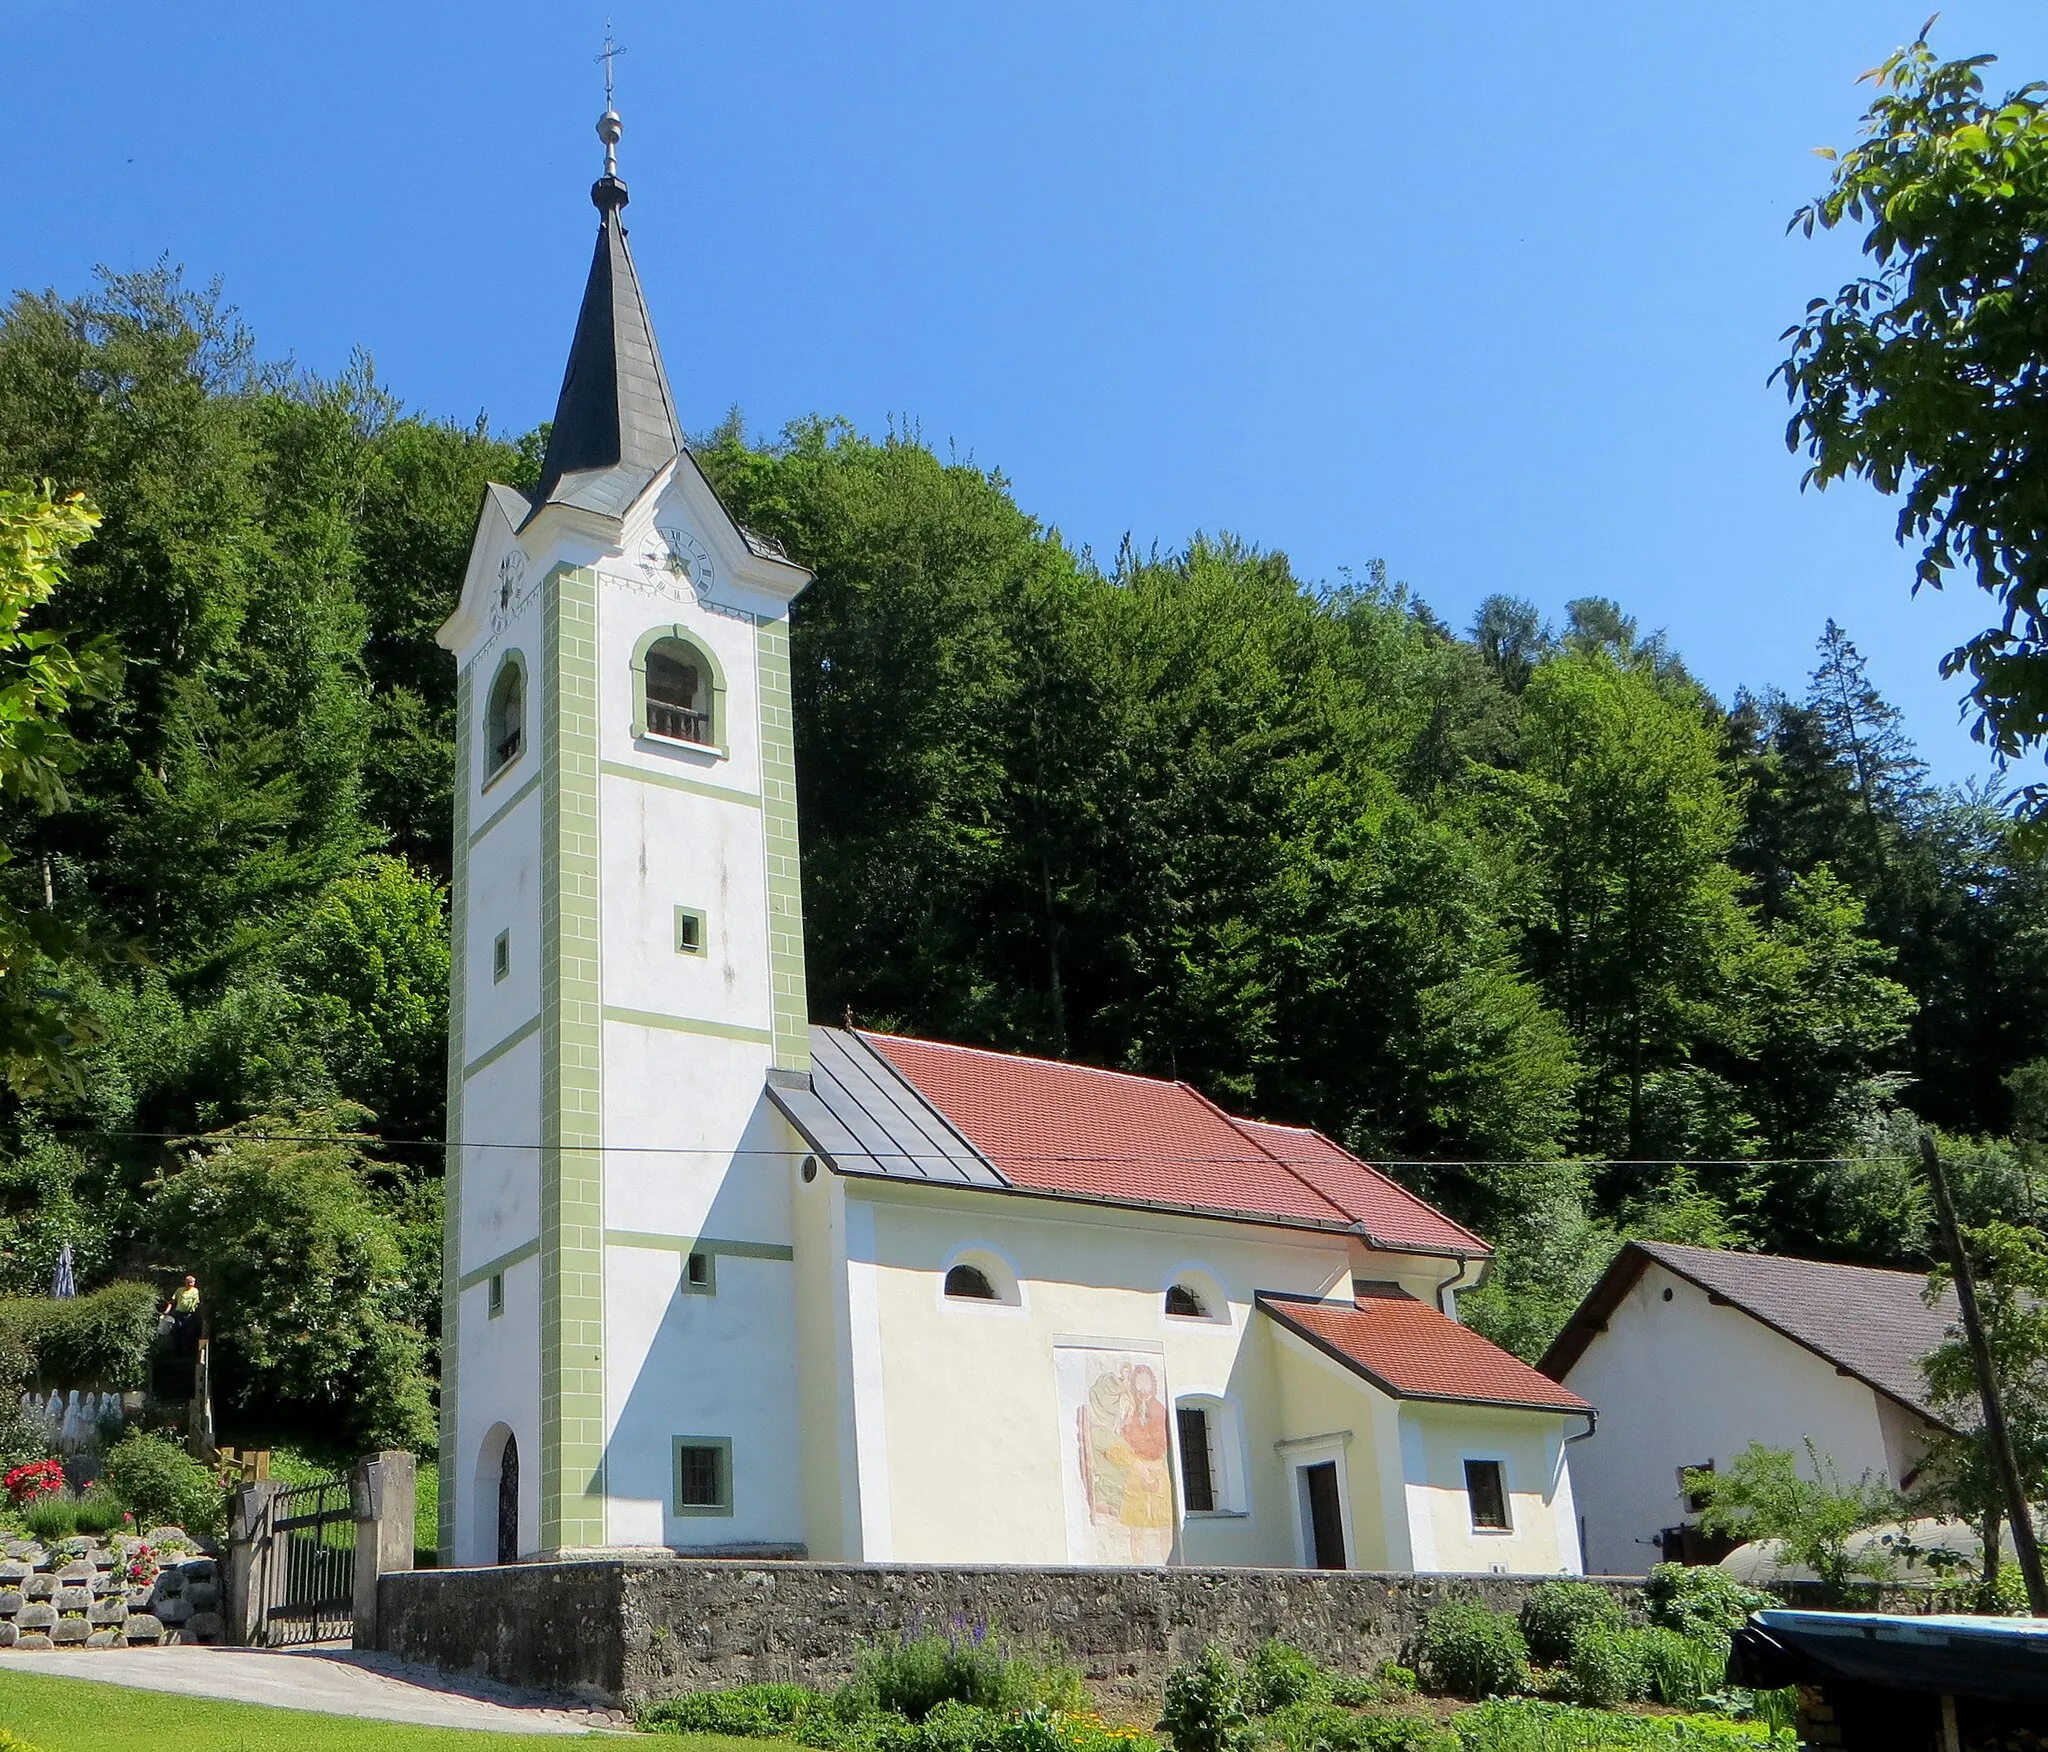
[1640,1238,1941,1284]
[857,1029,1197,1091]
[1181,1084,1354,1225]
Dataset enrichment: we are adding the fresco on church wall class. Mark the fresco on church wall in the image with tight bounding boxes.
[1054,1344,1175,1564]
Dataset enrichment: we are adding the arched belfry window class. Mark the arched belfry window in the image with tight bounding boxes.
[485,652,525,780]
[632,626,726,753]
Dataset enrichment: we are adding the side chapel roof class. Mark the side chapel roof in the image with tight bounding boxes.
[768,1025,1488,1254]
[1261,1287,1592,1414]
[1537,1239,1960,1429]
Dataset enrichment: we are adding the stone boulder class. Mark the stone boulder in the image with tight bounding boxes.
[121,1613,163,1644]
[16,1603,55,1631]
[180,1610,223,1644]
[50,1617,89,1645]
[51,1586,89,1613]
[15,1632,53,1651]
[85,1628,124,1648]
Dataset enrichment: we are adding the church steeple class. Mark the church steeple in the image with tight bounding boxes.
[529,106,686,521]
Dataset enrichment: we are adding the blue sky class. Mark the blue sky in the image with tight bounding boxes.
[8,2,2048,785]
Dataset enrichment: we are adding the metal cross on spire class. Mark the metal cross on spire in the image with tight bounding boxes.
[598,22,625,111]
[596,23,627,179]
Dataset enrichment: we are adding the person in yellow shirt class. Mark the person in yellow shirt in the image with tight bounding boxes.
[162,1275,201,1354]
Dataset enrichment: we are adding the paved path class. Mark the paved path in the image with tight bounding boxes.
[0,1643,630,1735]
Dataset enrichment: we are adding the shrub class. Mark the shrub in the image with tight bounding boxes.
[1417,1602,1530,1699]
[1326,1676,1379,1708]
[1518,1581,1625,1667]
[1638,1627,1727,1709]
[1450,1698,1793,1748]
[4,1459,63,1505]
[0,1282,158,1390]
[1374,1664,1417,1698]
[73,1479,125,1534]
[1157,1646,1255,1752]
[919,1701,1010,1752]
[102,1429,223,1537]
[0,1732,45,1752]
[638,1683,828,1738]
[21,1490,78,1542]
[1245,1641,1331,1713]
[852,1628,1083,1723]
[1641,1565,1772,1649]
[1562,1624,1649,1709]
[1263,1702,1449,1752]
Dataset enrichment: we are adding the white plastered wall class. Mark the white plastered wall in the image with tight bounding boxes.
[1397,1401,1579,1575]
[446,506,551,1565]
[1559,1259,1927,1574]
[844,1182,1558,1571]
[589,488,805,1550]
[853,1183,1351,1565]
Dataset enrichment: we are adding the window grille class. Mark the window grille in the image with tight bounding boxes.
[1177,1405,1216,1512]
[944,1263,997,1300]
[674,1442,727,1510]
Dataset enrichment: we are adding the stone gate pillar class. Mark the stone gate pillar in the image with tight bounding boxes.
[351,1451,416,1650]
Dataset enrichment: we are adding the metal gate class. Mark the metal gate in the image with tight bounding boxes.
[247,1473,356,1645]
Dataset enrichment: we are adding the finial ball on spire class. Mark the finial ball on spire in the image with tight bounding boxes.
[598,109,623,147]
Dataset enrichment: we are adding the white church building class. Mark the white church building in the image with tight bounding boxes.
[436,108,1591,1578]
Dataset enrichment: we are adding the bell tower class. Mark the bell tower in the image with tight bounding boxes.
[436,100,813,1562]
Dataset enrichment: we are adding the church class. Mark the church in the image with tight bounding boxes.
[435,104,1592,1578]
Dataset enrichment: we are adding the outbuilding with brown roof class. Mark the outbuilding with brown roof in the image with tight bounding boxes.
[1538,1241,1955,1574]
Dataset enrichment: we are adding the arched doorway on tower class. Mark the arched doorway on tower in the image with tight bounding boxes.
[475,1424,520,1565]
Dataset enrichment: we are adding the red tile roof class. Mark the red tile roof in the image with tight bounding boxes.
[1261,1290,1591,1414]
[861,1031,1487,1254]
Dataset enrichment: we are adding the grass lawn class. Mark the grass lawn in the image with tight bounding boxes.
[0,1668,769,1752]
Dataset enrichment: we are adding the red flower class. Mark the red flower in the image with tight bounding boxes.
[4,1459,64,1505]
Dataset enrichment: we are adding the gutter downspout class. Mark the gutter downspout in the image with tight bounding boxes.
[1432,1250,1476,1319]
[1564,1410,1597,1574]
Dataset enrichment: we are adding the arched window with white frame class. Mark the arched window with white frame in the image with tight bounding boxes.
[485,651,526,780]
[937,1245,1022,1310]
[631,625,726,751]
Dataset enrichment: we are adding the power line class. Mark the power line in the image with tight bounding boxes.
[43,1126,1922,1171]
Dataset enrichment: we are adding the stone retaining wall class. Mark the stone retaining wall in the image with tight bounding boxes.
[378,1560,1645,1709]
[0,1532,221,1650]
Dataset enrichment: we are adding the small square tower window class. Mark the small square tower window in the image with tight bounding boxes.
[1464,1458,1510,1530]
[675,907,706,956]
[673,1437,733,1516]
[683,1250,715,1294]
[493,930,510,983]
[487,1272,504,1318]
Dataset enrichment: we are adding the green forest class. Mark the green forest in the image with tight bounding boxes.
[1,257,2046,1452]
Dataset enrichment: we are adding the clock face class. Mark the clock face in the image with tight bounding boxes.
[644,524,714,598]
[497,549,527,610]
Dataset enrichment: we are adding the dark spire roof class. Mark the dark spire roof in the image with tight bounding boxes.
[529,166,686,522]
